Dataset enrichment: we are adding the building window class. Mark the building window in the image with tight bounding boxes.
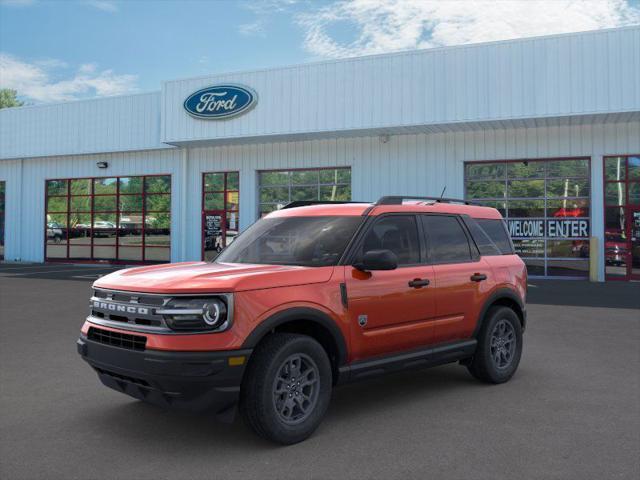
[45,175,171,263]
[202,171,240,261]
[603,155,640,280]
[258,167,351,217]
[465,158,591,278]
[0,181,5,260]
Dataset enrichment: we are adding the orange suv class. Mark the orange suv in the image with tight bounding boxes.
[77,196,527,444]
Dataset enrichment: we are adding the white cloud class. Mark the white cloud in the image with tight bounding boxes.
[297,0,640,58]
[83,0,118,13]
[0,53,138,103]
[238,19,267,36]
[242,0,299,15]
[34,58,69,69]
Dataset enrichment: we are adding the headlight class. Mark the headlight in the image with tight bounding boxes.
[157,296,230,332]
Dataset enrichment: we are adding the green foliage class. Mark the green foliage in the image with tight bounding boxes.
[0,89,24,109]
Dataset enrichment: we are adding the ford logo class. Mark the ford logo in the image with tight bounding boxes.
[183,84,257,119]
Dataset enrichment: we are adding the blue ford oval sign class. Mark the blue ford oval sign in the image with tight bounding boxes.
[183,84,257,119]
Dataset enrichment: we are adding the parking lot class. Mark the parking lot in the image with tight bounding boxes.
[1,263,638,480]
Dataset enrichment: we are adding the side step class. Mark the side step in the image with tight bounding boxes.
[337,339,477,384]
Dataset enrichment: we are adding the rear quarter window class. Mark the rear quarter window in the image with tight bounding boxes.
[474,218,515,255]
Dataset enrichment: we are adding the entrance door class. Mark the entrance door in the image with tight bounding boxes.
[630,208,640,280]
[604,156,640,281]
[202,172,240,261]
[203,211,225,262]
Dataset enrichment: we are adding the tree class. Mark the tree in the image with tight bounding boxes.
[0,89,24,109]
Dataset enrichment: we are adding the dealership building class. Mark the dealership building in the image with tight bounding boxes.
[1,26,639,281]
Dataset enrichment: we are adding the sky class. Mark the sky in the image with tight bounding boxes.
[1,0,639,104]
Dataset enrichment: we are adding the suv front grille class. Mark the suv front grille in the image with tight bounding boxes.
[88,326,147,351]
[89,288,171,333]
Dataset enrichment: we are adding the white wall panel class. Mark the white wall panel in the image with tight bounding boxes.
[0,92,168,160]
[163,27,640,145]
[182,120,639,280]
[0,159,22,261]
[0,149,182,262]
[2,116,638,280]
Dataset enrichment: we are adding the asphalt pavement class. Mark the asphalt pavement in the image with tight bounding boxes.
[0,264,638,480]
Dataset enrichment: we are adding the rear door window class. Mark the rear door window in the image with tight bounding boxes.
[421,215,472,263]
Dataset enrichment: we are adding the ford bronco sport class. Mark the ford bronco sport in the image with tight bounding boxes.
[77,196,527,444]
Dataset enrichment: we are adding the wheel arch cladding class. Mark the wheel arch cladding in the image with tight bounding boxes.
[473,289,526,337]
[242,307,348,383]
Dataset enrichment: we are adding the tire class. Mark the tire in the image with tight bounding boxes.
[239,333,332,445]
[467,306,523,384]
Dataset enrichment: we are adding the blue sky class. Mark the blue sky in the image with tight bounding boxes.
[1,0,639,104]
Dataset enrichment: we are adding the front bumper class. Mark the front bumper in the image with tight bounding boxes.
[77,335,251,415]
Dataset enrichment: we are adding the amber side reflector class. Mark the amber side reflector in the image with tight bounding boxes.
[228,356,246,366]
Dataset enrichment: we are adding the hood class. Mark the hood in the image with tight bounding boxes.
[93,261,335,294]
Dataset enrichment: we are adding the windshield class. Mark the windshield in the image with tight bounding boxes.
[216,216,363,267]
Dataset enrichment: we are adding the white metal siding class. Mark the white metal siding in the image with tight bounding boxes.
[162,27,640,144]
[0,159,22,261]
[0,149,183,262]
[182,120,639,281]
[1,121,638,280]
[0,92,168,160]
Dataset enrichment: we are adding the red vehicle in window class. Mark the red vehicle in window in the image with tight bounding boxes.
[78,196,527,444]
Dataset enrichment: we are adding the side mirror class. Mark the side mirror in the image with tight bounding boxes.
[354,249,398,271]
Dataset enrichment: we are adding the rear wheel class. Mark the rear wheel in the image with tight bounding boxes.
[467,306,522,384]
[239,333,332,444]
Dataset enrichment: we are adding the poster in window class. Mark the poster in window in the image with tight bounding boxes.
[204,214,224,261]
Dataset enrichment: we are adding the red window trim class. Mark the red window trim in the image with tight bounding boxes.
[44,174,171,265]
[463,157,592,278]
[201,171,240,261]
[602,154,640,281]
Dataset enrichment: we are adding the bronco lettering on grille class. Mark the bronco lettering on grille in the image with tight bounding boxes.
[93,301,149,315]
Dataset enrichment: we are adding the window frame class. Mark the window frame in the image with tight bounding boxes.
[344,213,424,268]
[466,216,515,256]
[0,180,5,261]
[201,171,240,261]
[257,166,352,217]
[602,154,640,281]
[464,157,592,278]
[44,174,171,264]
[420,214,480,266]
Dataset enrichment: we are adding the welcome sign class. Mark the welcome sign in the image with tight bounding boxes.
[507,219,590,238]
[184,84,257,119]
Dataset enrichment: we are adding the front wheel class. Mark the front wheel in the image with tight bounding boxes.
[467,306,523,384]
[239,333,332,444]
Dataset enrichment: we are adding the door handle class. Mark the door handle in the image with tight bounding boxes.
[470,273,487,282]
[408,278,430,288]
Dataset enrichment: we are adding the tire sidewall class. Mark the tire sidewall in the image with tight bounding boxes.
[258,336,332,443]
[480,307,523,383]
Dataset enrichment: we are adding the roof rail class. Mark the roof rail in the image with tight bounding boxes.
[281,200,368,209]
[375,196,478,206]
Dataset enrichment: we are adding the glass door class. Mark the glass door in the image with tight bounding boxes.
[604,155,640,281]
[203,211,226,262]
[202,172,239,261]
[631,208,640,280]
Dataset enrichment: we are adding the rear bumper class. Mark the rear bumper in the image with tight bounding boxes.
[77,335,251,414]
